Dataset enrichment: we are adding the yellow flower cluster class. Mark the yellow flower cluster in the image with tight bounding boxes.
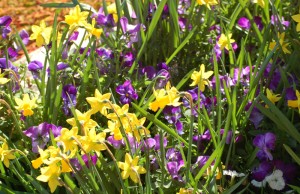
[0,139,15,168]
[32,89,149,192]
[149,82,181,112]
[29,5,103,47]
[269,32,291,54]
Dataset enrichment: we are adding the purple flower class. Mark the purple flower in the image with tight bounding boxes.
[70,154,98,171]
[0,16,12,39]
[167,161,184,181]
[24,122,62,153]
[19,29,29,45]
[270,15,289,29]
[153,134,168,150]
[163,106,183,134]
[155,69,170,89]
[245,102,264,129]
[252,161,273,181]
[62,84,77,116]
[238,17,251,30]
[107,135,123,149]
[93,8,115,27]
[116,80,138,104]
[119,17,144,47]
[285,87,297,101]
[96,48,114,60]
[140,66,156,80]
[140,138,156,151]
[121,52,135,68]
[253,132,276,161]
[28,60,43,79]
[254,16,264,31]
[7,47,18,59]
[195,155,210,168]
[82,154,98,167]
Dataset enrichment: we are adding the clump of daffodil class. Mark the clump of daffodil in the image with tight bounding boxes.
[0,139,16,168]
[252,0,265,8]
[15,93,37,116]
[190,64,213,92]
[196,0,218,9]
[217,33,235,50]
[265,88,281,108]
[292,12,300,32]
[32,146,73,193]
[65,5,89,30]
[86,89,112,116]
[79,128,107,153]
[37,163,62,193]
[104,104,150,142]
[118,153,146,183]
[29,20,52,47]
[269,32,291,54]
[66,109,98,134]
[55,128,79,153]
[149,82,181,112]
[287,90,300,111]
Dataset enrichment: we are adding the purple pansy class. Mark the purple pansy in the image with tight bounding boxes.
[163,105,183,134]
[121,52,135,68]
[153,134,168,150]
[24,122,62,153]
[254,16,264,31]
[270,15,289,29]
[70,154,98,171]
[107,135,123,149]
[167,161,184,182]
[253,132,276,161]
[238,17,251,30]
[0,16,12,39]
[245,102,264,129]
[195,155,210,168]
[119,17,144,47]
[19,29,29,45]
[116,80,138,104]
[62,84,77,116]
[28,60,43,79]
[252,161,273,182]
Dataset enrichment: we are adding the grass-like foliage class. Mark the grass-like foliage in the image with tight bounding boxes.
[1,0,300,193]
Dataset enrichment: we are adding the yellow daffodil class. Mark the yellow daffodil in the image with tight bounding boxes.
[0,69,9,85]
[86,89,112,115]
[106,120,123,140]
[86,18,103,39]
[0,141,15,168]
[65,5,89,30]
[292,14,300,32]
[66,109,98,133]
[106,104,129,122]
[190,64,213,92]
[217,33,235,50]
[118,153,146,183]
[177,188,194,194]
[29,20,52,47]
[196,0,218,9]
[79,129,106,153]
[37,163,62,193]
[149,82,181,112]
[15,93,37,116]
[265,88,281,108]
[126,114,149,142]
[288,90,300,110]
[252,0,265,8]
[269,32,291,54]
[55,128,79,153]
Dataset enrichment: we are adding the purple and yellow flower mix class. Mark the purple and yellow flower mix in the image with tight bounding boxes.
[1,1,300,193]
